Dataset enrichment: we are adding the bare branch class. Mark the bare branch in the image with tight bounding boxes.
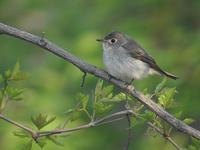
[0,22,200,140]
[38,110,135,137]
[147,122,182,150]
[123,114,132,150]
[0,114,34,134]
[0,108,182,150]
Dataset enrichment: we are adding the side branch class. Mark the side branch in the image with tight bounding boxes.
[0,110,182,149]
[0,22,200,139]
[0,114,34,134]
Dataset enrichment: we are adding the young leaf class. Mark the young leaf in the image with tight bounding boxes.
[77,93,89,109]
[12,71,28,81]
[7,87,24,101]
[154,78,167,94]
[102,85,113,97]
[158,88,176,108]
[95,80,103,98]
[37,138,47,148]
[47,136,64,147]
[112,93,126,101]
[141,111,155,121]
[12,61,20,78]
[64,108,75,114]
[174,111,182,118]
[94,102,113,115]
[31,114,56,130]
[13,130,30,138]
[22,140,33,150]
[158,94,166,106]
[183,118,195,125]
[5,69,11,79]
[191,137,200,148]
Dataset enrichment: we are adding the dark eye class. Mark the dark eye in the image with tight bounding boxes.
[110,38,117,43]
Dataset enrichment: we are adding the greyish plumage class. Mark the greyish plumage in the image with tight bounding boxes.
[97,31,178,83]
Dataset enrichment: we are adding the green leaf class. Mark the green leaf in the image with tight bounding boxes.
[13,130,30,138]
[141,111,155,121]
[47,136,64,147]
[5,69,11,79]
[22,140,33,150]
[102,85,113,97]
[154,78,167,94]
[12,72,28,81]
[9,62,28,81]
[158,94,166,106]
[95,80,103,98]
[94,102,113,115]
[7,87,25,101]
[158,88,176,108]
[64,108,75,114]
[174,111,182,118]
[77,93,89,109]
[131,117,145,127]
[112,93,126,101]
[183,118,195,125]
[12,61,20,77]
[31,114,56,130]
[191,137,200,148]
[37,138,47,148]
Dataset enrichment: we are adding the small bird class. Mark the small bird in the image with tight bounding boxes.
[97,31,178,83]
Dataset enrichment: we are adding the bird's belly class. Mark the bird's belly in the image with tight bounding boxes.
[103,52,150,83]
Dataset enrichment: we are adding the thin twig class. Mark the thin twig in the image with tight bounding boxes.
[0,22,200,140]
[38,110,135,138]
[147,122,182,150]
[0,114,34,134]
[0,110,133,139]
[123,114,132,150]
[96,117,125,126]
[0,108,183,150]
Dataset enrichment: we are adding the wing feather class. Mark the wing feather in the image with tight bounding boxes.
[122,40,167,75]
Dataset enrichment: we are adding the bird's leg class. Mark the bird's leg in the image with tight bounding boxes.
[124,79,135,109]
[108,74,114,82]
[124,78,136,109]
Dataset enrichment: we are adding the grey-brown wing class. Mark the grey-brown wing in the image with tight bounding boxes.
[122,40,166,74]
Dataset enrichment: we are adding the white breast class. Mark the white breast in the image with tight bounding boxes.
[103,45,153,83]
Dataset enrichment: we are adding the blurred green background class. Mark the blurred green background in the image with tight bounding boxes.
[0,0,200,149]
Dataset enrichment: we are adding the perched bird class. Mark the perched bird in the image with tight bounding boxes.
[97,31,178,83]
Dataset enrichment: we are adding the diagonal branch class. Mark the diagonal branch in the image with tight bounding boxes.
[0,22,200,140]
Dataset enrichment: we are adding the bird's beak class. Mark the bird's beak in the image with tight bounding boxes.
[96,39,105,42]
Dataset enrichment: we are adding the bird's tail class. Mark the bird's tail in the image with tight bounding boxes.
[162,71,178,80]
[149,63,178,80]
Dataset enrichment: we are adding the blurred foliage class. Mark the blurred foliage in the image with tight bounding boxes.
[0,0,200,149]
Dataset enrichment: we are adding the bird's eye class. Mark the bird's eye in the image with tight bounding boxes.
[110,38,117,44]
